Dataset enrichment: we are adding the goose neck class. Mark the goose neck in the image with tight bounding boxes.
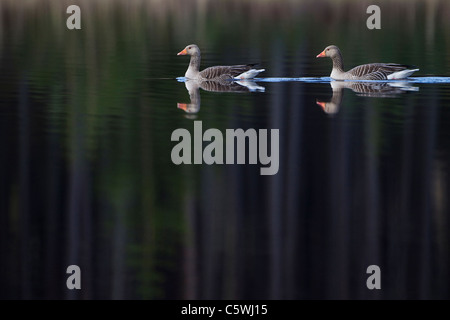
[332,52,345,72]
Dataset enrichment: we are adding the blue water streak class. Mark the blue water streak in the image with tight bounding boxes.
[176,76,450,83]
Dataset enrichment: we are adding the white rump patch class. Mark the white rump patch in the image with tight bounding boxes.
[234,69,265,80]
[387,69,419,80]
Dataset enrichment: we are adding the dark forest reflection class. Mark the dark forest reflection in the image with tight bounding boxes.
[316,81,419,115]
[1,0,450,300]
[177,79,265,114]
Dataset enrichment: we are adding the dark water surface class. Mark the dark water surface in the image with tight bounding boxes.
[1,0,450,299]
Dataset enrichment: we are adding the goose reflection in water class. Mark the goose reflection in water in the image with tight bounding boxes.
[316,81,419,115]
[178,79,265,114]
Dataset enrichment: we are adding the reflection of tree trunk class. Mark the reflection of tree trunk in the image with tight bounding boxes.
[284,45,305,299]
[65,65,95,299]
[66,110,84,300]
[327,106,350,299]
[268,40,284,299]
[0,104,13,298]
[434,161,449,298]
[183,185,197,299]
[416,99,437,299]
[224,152,243,299]
[112,115,137,300]
[201,166,221,299]
[44,87,63,299]
[139,97,155,299]
[81,174,93,299]
[389,104,414,299]
[18,75,31,299]
[112,204,126,300]
[363,102,380,299]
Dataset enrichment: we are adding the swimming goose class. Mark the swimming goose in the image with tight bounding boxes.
[316,45,419,80]
[177,44,265,81]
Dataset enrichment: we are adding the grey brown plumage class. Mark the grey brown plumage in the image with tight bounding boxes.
[177,44,264,81]
[199,64,260,80]
[316,45,419,80]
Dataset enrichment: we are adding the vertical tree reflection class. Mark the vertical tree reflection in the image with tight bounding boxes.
[0,0,449,300]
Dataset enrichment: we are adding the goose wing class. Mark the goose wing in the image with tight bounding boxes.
[199,64,258,80]
[347,63,416,80]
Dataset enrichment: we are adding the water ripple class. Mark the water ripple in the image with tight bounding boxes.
[177,77,450,83]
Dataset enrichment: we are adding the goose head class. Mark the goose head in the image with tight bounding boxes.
[177,44,200,56]
[316,45,340,59]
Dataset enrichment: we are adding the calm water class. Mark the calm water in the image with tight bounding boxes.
[1,0,450,300]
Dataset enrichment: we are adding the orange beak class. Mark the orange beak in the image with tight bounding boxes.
[177,48,188,56]
[316,50,326,58]
[177,103,188,111]
[316,100,326,111]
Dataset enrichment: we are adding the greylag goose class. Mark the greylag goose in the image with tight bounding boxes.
[316,45,419,80]
[177,44,265,81]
